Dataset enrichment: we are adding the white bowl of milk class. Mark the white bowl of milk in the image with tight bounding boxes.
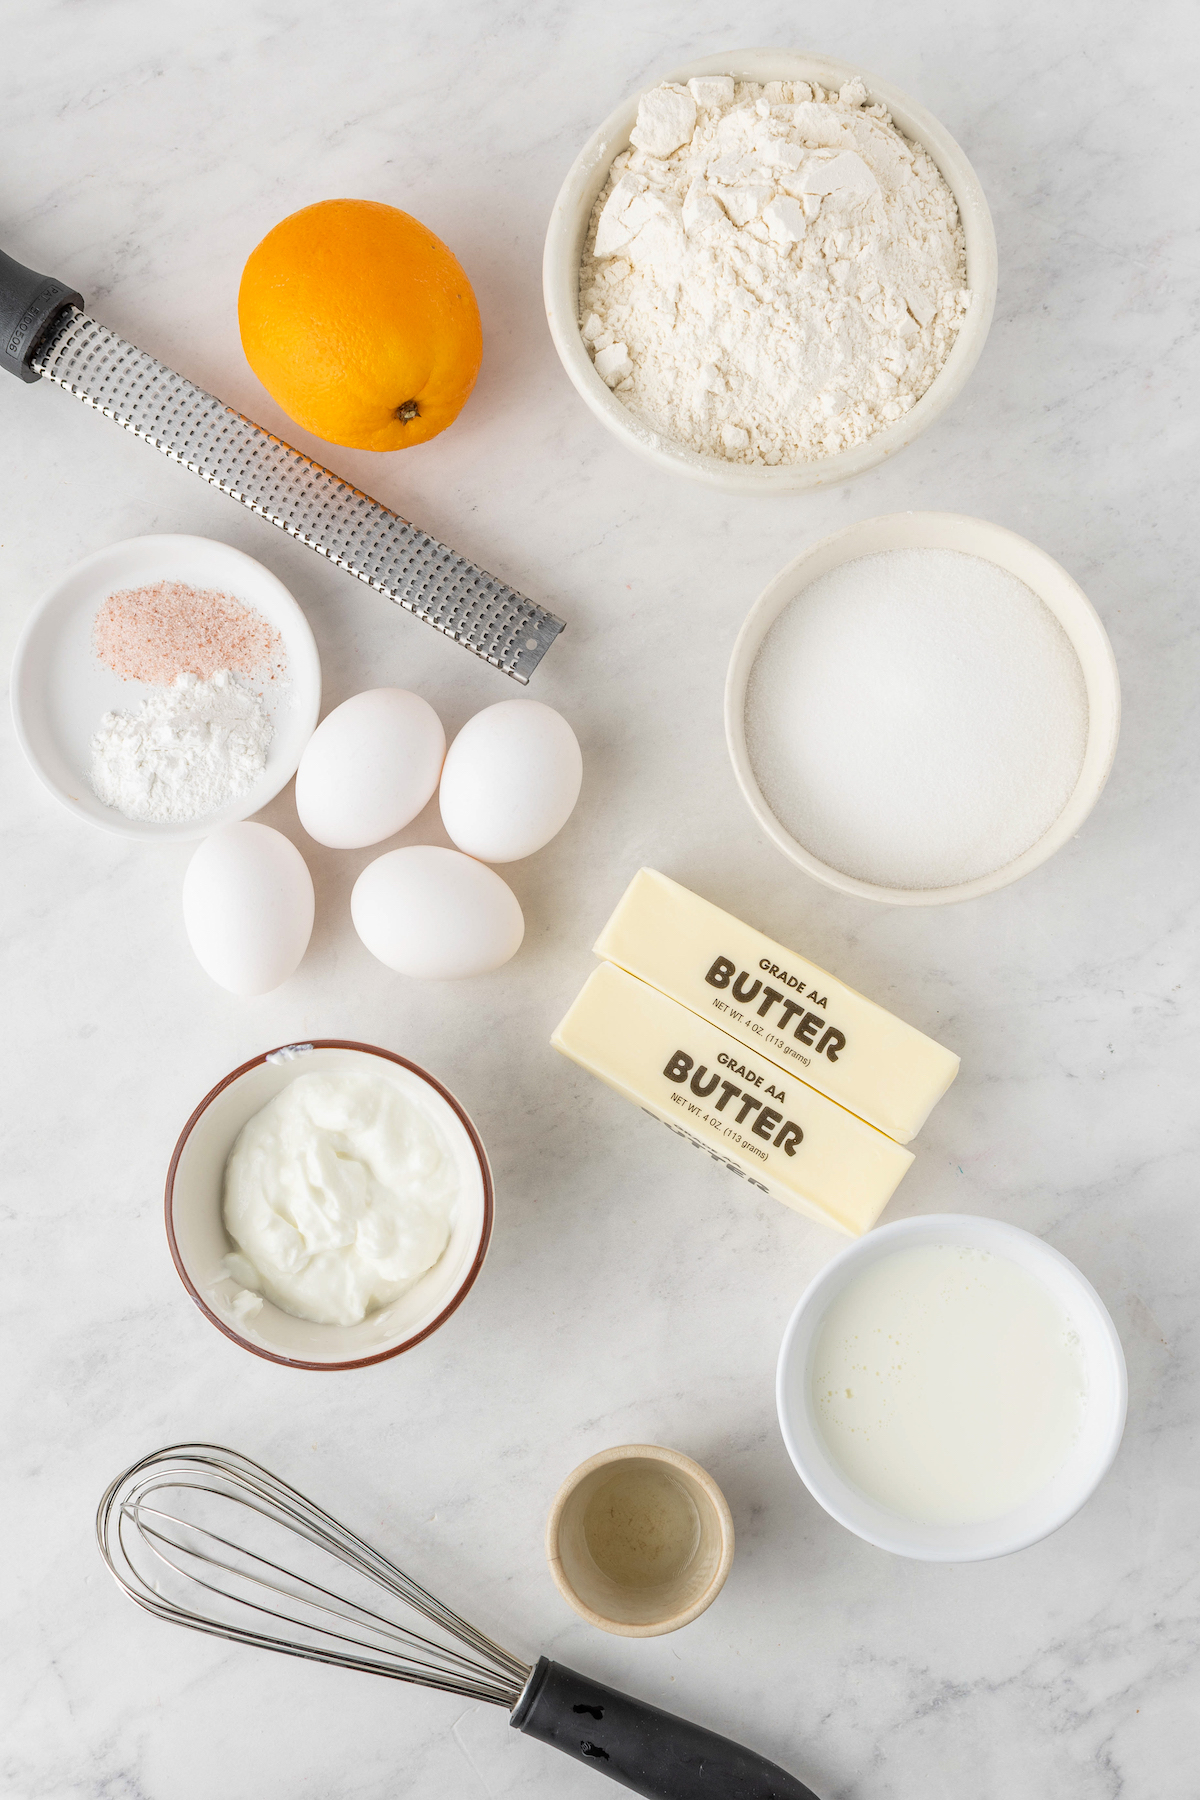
[776,1216,1126,1560]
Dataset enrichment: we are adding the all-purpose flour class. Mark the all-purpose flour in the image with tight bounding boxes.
[90,669,273,822]
[579,76,971,464]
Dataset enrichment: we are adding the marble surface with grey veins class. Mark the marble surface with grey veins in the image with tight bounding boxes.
[1,3,1196,1796]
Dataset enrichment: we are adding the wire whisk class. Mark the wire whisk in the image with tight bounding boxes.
[97,1444,530,1708]
[97,1443,818,1799]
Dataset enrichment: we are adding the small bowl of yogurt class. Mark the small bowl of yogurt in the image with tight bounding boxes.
[166,1041,493,1370]
[776,1215,1126,1560]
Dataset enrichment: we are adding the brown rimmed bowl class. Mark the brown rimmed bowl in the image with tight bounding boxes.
[165,1040,493,1370]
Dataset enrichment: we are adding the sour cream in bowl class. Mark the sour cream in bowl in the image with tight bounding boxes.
[776,1215,1126,1560]
[166,1042,492,1369]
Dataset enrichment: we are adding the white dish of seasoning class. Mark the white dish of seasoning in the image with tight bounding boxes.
[725,512,1121,906]
[11,534,321,842]
[777,1215,1127,1562]
[543,48,998,493]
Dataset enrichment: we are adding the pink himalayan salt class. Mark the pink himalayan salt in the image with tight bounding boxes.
[93,580,286,686]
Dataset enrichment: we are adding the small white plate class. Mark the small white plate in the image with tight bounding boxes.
[11,534,321,842]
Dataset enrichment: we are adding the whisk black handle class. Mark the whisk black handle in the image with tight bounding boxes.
[0,247,82,383]
[511,1657,820,1799]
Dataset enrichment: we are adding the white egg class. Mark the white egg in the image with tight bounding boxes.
[351,845,524,979]
[439,699,582,863]
[183,823,314,996]
[295,688,446,849]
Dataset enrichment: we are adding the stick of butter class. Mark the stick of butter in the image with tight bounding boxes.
[552,961,913,1236]
[594,869,959,1145]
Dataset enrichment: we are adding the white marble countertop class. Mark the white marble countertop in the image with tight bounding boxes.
[2,5,1195,1796]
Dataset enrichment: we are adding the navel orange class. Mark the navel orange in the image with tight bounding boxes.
[238,199,483,452]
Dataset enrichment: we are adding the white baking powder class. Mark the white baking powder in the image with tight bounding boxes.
[745,550,1089,890]
[90,669,273,823]
[579,75,971,464]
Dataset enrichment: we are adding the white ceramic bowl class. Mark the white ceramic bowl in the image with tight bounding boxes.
[166,1041,493,1370]
[544,49,997,493]
[11,533,321,842]
[726,511,1121,905]
[776,1215,1127,1561]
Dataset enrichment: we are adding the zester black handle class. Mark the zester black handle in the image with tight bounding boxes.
[511,1657,821,1799]
[0,247,82,382]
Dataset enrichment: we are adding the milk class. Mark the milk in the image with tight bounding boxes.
[811,1244,1088,1525]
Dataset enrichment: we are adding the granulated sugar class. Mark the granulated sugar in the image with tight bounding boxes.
[94,580,285,686]
[745,549,1089,890]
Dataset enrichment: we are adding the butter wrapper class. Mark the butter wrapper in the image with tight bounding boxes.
[594,869,959,1144]
[552,962,913,1237]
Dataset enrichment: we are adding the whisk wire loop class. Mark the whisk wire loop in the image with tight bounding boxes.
[97,1445,531,1708]
[133,1512,475,1686]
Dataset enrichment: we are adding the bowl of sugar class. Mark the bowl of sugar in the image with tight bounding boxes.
[776,1215,1127,1561]
[725,512,1120,904]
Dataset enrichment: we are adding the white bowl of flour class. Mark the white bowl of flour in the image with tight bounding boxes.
[725,513,1121,905]
[544,50,997,491]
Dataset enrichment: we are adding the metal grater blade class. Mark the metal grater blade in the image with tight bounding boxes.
[31,309,564,682]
